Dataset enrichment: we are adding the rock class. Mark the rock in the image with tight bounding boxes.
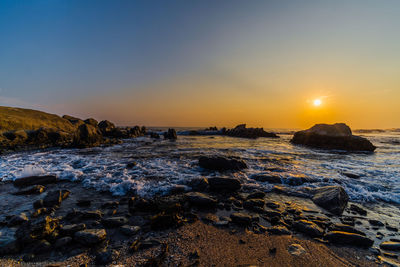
[13,175,57,187]
[84,118,98,127]
[13,185,45,195]
[185,192,217,208]
[265,201,280,209]
[72,123,103,148]
[342,172,361,179]
[33,199,44,209]
[290,123,376,152]
[328,224,366,236]
[16,216,59,244]
[74,229,107,245]
[63,115,84,126]
[102,217,128,228]
[120,225,140,236]
[380,241,400,251]
[187,178,209,191]
[54,236,72,248]
[95,249,119,265]
[325,231,374,247]
[43,190,70,207]
[76,199,91,207]
[208,177,242,191]
[312,186,349,215]
[230,213,252,226]
[98,120,115,136]
[32,239,51,254]
[369,219,384,227]
[198,156,247,171]
[224,124,278,139]
[150,132,160,139]
[0,228,19,255]
[267,226,291,235]
[129,198,158,213]
[60,223,86,236]
[251,174,281,183]
[247,191,266,199]
[288,244,306,256]
[8,213,29,226]
[293,220,324,237]
[164,128,177,140]
[243,199,265,211]
[349,204,367,216]
[151,212,183,230]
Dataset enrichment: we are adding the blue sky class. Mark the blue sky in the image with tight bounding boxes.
[1,1,399,128]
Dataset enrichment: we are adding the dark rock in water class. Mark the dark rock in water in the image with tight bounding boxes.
[60,223,86,236]
[342,172,361,179]
[13,175,57,187]
[98,120,115,136]
[0,229,19,255]
[95,249,119,265]
[293,220,324,237]
[126,162,137,169]
[164,128,177,140]
[312,186,349,215]
[54,236,72,248]
[102,217,128,228]
[208,177,242,191]
[8,213,29,226]
[72,123,103,148]
[74,229,107,245]
[224,124,279,139]
[380,241,400,251]
[198,156,247,171]
[251,174,281,183]
[349,204,367,216]
[267,226,291,235]
[76,199,91,207]
[43,190,70,207]
[187,178,209,191]
[369,219,384,227]
[185,192,217,208]
[84,118,98,127]
[230,212,252,226]
[150,132,160,139]
[13,185,45,195]
[129,197,158,213]
[325,231,374,247]
[290,123,376,152]
[247,191,266,199]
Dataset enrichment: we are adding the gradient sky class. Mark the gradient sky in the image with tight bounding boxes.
[1,0,399,128]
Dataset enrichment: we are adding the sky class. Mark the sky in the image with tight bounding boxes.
[0,0,399,129]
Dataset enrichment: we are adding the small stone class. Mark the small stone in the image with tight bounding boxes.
[102,217,128,228]
[120,225,140,236]
[267,226,291,235]
[13,185,45,195]
[369,219,384,227]
[95,249,119,265]
[288,244,306,256]
[230,213,252,226]
[60,223,86,236]
[8,213,29,226]
[74,229,107,245]
[293,220,324,237]
[185,192,217,208]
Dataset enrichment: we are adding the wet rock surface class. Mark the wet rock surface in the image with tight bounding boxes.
[199,156,247,171]
[312,186,349,215]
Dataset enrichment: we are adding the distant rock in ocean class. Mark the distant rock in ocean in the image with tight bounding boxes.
[223,124,279,139]
[290,123,376,152]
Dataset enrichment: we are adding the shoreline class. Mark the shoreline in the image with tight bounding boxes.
[0,178,396,266]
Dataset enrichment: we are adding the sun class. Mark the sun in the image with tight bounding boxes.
[313,99,322,106]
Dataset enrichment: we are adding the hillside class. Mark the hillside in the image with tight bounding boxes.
[0,106,75,133]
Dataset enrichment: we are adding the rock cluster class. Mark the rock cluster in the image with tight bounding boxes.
[223,124,279,139]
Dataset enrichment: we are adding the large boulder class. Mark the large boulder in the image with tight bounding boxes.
[199,156,247,171]
[72,123,103,148]
[224,124,278,139]
[312,186,349,215]
[291,123,376,152]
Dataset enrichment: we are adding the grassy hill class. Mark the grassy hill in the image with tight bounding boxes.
[0,106,75,133]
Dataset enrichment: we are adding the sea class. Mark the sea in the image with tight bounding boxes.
[1,128,400,218]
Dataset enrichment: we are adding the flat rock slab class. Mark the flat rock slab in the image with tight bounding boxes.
[325,231,373,247]
[13,175,57,187]
[380,241,400,251]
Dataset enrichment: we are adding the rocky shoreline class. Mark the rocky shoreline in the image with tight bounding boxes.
[1,164,399,266]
